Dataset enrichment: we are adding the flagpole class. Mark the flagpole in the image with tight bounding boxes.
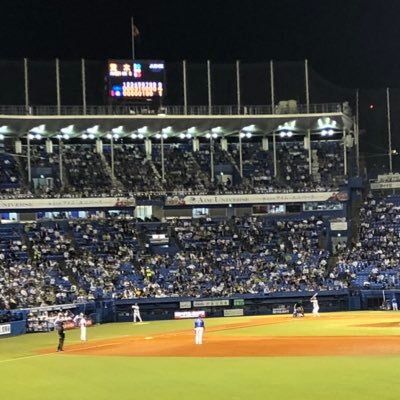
[131,16,135,60]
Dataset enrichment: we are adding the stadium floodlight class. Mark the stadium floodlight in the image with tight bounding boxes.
[28,133,34,140]
[162,126,173,134]
[138,133,144,139]
[131,133,138,139]
[155,133,161,139]
[321,130,327,136]
[212,126,223,134]
[35,134,42,140]
[318,117,337,129]
[81,133,88,139]
[112,133,120,140]
[86,125,99,135]
[205,132,211,139]
[179,133,186,139]
[56,134,62,140]
[138,126,148,134]
[212,133,218,139]
[30,124,46,135]
[240,132,246,138]
[60,124,74,135]
[62,134,70,140]
[246,132,252,139]
[185,133,192,139]
[286,131,293,137]
[279,131,286,138]
[162,133,168,139]
[328,129,334,136]
[0,133,4,140]
[106,133,112,139]
[88,133,95,140]
[112,126,124,135]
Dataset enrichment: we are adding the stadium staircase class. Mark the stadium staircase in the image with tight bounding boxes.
[311,149,321,182]
[12,153,29,191]
[99,153,124,191]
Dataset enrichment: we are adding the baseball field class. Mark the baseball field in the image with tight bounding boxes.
[1,311,400,400]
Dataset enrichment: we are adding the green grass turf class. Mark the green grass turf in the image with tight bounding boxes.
[1,312,400,400]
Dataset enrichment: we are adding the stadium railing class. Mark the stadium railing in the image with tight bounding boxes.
[0,103,342,116]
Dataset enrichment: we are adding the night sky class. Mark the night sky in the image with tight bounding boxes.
[0,0,399,170]
[1,0,399,89]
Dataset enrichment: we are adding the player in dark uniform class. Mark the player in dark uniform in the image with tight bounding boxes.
[57,321,65,352]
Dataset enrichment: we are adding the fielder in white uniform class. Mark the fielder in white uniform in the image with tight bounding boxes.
[194,316,205,344]
[79,314,87,341]
[311,294,320,317]
[132,303,143,323]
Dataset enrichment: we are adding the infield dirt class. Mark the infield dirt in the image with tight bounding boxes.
[42,316,400,357]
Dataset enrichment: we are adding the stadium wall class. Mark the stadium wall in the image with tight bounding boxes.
[3,289,397,338]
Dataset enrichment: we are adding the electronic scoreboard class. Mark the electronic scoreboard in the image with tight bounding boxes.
[107,60,165,100]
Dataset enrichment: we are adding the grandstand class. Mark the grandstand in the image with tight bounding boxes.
[0,58,397,327]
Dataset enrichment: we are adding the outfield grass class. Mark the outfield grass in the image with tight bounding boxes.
[1,312,400,400]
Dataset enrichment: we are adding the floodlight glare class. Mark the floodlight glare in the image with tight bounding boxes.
[81,133,88,139]
[106,133,112,139]
[35,134,42,140]
[131,133,138,139]
[205,133,211,139]
[212,133,218,139]
[162,126,173,134]
[137,133,144,139]
[155,133,161,139]
[61,124,74,135]
[185,133,192,139]
[86,125,99,135]
[0,134,4,140]
[246,132,252,139]
[138,126,148,134]
[62,134,70,140]
[88,133,95,140]
[111,126,124,134]
[162,133,168,139]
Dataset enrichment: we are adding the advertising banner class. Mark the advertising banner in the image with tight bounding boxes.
[179,301,191,309]
[174,310,205,319]
[166,192,348,206]
[0,324,11,335]
[193,300,230,307]
[223,309,244,317]
[0,197,135,211]
[370,181,400,190]
[272,305,290,314]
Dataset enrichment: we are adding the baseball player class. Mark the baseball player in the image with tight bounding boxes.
[311,293,320,317]
[392,297,398,311]
[194,315,205,344]
[132,303,143,323]
[57,321,65,352]
[79,313,87,341]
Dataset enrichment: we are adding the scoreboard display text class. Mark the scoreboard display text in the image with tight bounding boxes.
[108,60,165,99]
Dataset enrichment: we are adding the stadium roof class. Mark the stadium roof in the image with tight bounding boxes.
[0,111,352,140]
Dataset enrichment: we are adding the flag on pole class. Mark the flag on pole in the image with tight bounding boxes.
[132,23,140,38]
[131,16,139,60]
